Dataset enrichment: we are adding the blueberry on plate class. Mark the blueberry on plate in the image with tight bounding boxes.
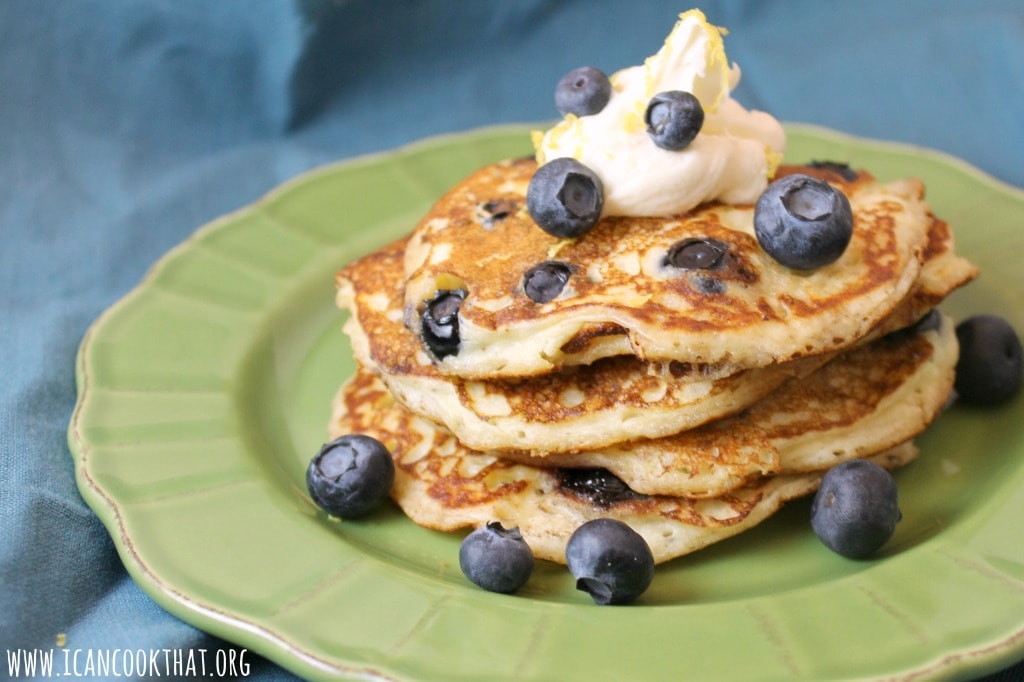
[526,158,604,239]
[523,261,573,303]
[754,173,853,270]
[421,288,466,359]
[306,434,395,518]
[565,518,654,605]
[645,90,704,151]
[459,522,535,594]
[954,314,1023,406]
[810,460,901,559]
[555,66,612,117]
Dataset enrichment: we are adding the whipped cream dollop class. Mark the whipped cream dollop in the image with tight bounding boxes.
[534,9,786,218]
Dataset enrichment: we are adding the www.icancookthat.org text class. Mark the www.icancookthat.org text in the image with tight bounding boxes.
[6,645,251,678]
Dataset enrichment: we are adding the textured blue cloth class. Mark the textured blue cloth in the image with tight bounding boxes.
[2,1,1022,679]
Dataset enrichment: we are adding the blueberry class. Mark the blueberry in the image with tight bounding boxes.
[565,519,654,605]
[555,66,612,117]
[808,160,859,182]
[477,199,517,229]
[306,434,395,518]
[459,522,535,594]
[954,314,1023,406]
[644,91,704,151]
[810,460,901,559]
[421,289,465,359]
[910,308,943,334]
[885,309,943,343]
[754,174,854,270]
[523,261,572,303]
[527,158,604,239]
[556,468,648,508]
[690,273,726,295]
[664,238,729,270]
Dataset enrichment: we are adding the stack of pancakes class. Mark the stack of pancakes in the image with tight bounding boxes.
[331,157,977,564]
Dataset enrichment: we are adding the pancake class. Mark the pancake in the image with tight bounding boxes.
[335,206,973,454]
[399,160,933,379]
[506,312,957,497]
[338,237,822,454]
[328,368,919,564]
[335,313,953,501]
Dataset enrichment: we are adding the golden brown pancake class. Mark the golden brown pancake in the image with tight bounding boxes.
[399,159,934,378]
[506,314,957,497]
[329,368,920,564]
[338,238,822,453]
[335,314,953,500]
[335,205,973,453]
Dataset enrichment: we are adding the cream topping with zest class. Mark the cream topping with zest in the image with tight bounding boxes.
[534,9,785,217]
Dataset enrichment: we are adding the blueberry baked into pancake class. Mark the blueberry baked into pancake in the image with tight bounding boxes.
[304,8,1017,602]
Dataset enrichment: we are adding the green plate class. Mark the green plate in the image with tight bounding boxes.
[68,124,1024,681]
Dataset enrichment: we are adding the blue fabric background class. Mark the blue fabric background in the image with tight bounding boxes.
[2,1,1022,679]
